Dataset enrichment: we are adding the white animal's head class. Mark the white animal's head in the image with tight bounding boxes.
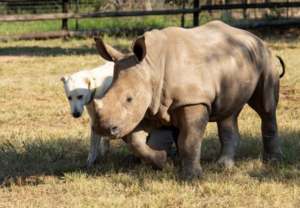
[61,71,95,118]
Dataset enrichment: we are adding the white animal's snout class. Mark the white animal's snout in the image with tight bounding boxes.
[72,109,82,118]
[70,101,85,118]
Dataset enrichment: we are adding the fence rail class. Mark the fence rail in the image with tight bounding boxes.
[1,2,300,22]
[0,8,202,21]
[0,0,51,2]
[1,18,300,42]
[1,0,300,41]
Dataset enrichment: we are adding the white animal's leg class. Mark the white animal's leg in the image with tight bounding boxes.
[100,137,110,156]
[87,125,101,166]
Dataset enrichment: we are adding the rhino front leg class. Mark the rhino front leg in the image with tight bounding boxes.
[216,111,242,168]
[127,128,167,170]
[177,104,209,180]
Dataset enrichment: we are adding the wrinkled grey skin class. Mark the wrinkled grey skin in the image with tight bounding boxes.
[92,21,285,180]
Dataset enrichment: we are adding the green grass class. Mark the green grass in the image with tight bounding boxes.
[0,15,198,36]
[0,35,299,207]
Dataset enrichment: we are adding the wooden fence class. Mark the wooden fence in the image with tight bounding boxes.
[1,0,300,41]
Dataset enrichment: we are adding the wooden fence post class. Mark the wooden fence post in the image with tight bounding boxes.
[181,1,185,27]
[193,0,199,27]
[62,0,68,30]
[242,0,247,20]
[76,0,79,30]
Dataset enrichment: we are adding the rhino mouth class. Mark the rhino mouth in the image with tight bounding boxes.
[92,124,123,138]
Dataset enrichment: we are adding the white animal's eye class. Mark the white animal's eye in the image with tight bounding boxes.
[68,96,72,100]
[77,95,83,99]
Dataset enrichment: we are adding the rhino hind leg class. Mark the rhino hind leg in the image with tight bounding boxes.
[250,108,283,163]
[247,69,282,163]
[177,104,209,180]
[260,112,283,163]
[215,111,242,168]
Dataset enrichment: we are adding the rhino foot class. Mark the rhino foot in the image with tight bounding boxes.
[149,156,167,170]
[215,155,235,169]
[263,147,283,164]
[178,166,206,181]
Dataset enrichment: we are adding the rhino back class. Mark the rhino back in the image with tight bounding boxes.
[144,21,272,123]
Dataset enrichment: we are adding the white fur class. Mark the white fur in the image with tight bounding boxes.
[61,62,114,165]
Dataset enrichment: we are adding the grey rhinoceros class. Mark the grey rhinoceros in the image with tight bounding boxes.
[91,21,285,179]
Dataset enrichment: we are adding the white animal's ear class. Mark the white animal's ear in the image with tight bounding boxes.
[84,78,91,89]
[132,36,146,63]
[94,37,123,62]
[61,76,68,84]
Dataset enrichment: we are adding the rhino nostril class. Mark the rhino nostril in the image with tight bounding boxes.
[110,126,120,135]
[111,126,118,131]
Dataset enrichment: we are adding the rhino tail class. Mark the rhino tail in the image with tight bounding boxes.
[276,55,285,78]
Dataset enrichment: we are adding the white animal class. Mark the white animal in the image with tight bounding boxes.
[61,62,114,165]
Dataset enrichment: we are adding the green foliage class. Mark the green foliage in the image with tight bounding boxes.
[165,0,189,6]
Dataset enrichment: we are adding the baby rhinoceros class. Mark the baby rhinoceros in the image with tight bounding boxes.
[92,21,285,180]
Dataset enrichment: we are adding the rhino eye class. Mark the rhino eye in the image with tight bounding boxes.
[68,96,72,100]
[126,97,132,103]
[77,95,83,99]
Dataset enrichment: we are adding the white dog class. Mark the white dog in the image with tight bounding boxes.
[61,62,114,165]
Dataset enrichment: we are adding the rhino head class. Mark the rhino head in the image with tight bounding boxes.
[92,37,153,138]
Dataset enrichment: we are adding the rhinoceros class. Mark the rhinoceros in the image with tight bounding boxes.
[92,21,285,179]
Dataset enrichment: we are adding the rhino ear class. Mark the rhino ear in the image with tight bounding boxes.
[132,36,146,63]
[94,37,123,62]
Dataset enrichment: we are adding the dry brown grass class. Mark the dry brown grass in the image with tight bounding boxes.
[0,35,299,207]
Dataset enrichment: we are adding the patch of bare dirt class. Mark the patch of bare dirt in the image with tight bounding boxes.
[0,55,30,62]
[280,85,300,102]
[250,26,300,38]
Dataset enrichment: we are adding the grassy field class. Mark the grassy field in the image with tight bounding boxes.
[0,34,299,207]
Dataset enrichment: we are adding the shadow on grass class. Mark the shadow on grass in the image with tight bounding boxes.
[0,44,130,57]
[202,131,300,164]
[0,137,135,187]
[0,46,98,57]
[0,130,299,187]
